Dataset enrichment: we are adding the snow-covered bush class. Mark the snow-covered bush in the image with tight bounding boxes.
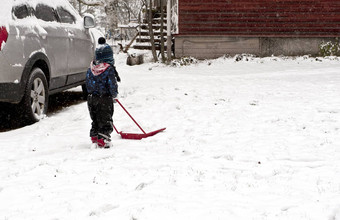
[171,56,198,67]
[233,54,256,62]
[319,40,340,56]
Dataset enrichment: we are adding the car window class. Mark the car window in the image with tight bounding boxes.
[12,4,34,19]
[57,7,75,24]
[35,4,58,22]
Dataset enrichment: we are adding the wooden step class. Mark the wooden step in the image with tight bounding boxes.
[142,18,167,24]
[133,44,167,50]
[140,24,167,30]
[138,31,167,37]
[136,38,167,43]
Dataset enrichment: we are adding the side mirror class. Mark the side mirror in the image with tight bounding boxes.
[84,14,95,29]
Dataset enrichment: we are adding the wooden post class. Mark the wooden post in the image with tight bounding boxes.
[148,0,158,62]
[160,0,166,62]
[166,0,172,64]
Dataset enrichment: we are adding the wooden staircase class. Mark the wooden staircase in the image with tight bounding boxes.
[133,12,168,51]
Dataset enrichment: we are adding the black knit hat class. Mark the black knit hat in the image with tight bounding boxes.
[95,44,114,65]
[98,37,106,44]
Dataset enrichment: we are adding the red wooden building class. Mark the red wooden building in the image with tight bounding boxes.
[174,0,340,58]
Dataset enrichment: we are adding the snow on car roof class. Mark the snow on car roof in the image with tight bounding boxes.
[0,0,82,26]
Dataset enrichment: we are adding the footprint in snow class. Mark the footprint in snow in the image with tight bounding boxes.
[89,204,119,216]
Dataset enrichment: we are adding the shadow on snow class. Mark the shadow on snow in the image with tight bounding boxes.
[0,90,85,132]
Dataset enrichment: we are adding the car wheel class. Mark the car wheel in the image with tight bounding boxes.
[20,68,48,124]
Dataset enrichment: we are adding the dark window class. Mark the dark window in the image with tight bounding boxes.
[57,7,75,24]
[12,4,33,19]
[35,4,57,22]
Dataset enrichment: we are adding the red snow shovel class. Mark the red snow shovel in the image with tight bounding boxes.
[112,99,166,140]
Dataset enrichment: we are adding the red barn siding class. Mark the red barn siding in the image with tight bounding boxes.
[178,0,340,37]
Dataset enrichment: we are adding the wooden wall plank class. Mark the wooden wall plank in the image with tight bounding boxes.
[178,0,340,37]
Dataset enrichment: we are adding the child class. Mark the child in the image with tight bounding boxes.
[86,37,119,148]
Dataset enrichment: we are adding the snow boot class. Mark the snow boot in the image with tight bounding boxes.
[97,138,112,148]
[91,136,98,143]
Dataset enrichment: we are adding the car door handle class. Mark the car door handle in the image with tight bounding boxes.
[68,32,74,37]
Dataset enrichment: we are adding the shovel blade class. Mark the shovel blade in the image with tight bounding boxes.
[120,128,166,140]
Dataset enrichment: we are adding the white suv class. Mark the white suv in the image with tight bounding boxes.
[0,0,96,124]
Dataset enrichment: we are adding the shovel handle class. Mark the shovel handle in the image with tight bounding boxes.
[111,122,120,134]
[115,99,146,134]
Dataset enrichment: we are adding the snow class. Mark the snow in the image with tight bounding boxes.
[1,0,82,27]
[1,54,340,220]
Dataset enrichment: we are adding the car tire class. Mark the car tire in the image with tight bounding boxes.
[20,67,49,124]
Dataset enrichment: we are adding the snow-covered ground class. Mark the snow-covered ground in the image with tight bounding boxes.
[1,53,340,220]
